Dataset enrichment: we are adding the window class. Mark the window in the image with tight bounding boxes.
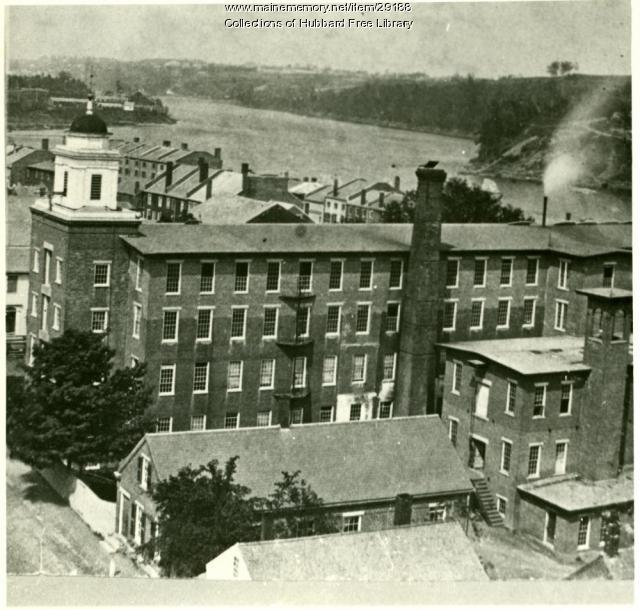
[443,300,457,331]
[166,262,181,294]
[162,309,179,342]
[136,455,152,490]
[62,171,68,195]
[200,262,215,293]
[378,401,392,419]
[349,403,362,421]
[296,305,311,337]
[577,516,590,549]
[28,334,36,367]
[90,174,102,200]
[533,384,546,417]
[293,356,307,388]
[500,258,513,286]
[230,308,247,340]
[359,260,373,290]
[496,496,507,518]
[93,262,111,287]
[527,444,541,478]
[558,259,569,289]
[52,303,61,331]
[342,512,362,533]
[6,307,16,334]
[329,260,343,291]
[496,299,511,328]
[43,249,52,285]
[227,361,243,391]
[523,298,536,327]
[40,295,49,331]
[383,353,397,381]
[234,261,249,293]
[298,260,313,292]
[506,381,517,414]
[446,258,459,288]
[544,511,557,546]
[196,308,214,341]
[448,418,458,446]
[257,411,272,427]
[526,258,539,285]
[322,356,337,386]
[555,441,568,475]
[158,365,175,396]
[554,300,568,331]
[91,309,108,333]
[473,258,487,287]
[452,361,462,394]
[259,359,275,389]
[32,249,39,273]
[135,257,143,291]
[352,354,367,383]
[224,413,239,429]
[470,300,484,330]
[263,307,278,338]
[31,292,38,318]
[290,408,303,425]
[133,303,142,338]
[386,302,400,332]
[560,382,573,415]
[500,440,512,475]
[266,261,280,292]
[130,356,139,368]
[389,259,403,289]
[326,304,341,335]
[602,263,615,289]
[193,363,209,393]
[355,303,370,334]
[191,415,206,431]
[475,381,490,419]
[54,258,63,285]
[319,406,335,423]
[427,503,447,523]
[6,274,18,293]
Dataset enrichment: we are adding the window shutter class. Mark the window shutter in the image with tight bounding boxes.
[137,456,143,483]
[145,460,152,488]
[140,512,147,544]
[129,503,137,537]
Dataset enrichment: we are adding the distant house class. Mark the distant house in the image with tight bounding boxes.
[204,521,488,581]
[25,160,55,191]
[6,140,54,186]
[115,416,473,550]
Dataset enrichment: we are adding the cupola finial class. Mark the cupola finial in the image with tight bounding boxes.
[86,94,94,116]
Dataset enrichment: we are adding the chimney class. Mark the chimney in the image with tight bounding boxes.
[360,190,366,205]
[62,136,67,145]
[198,156,208,182]
[393,494,413,526]
[333,178,339,196]
[378,192,385,207]
[181,142,188,150]
[214,147,222,159]
[241,162,250,195]
[41,138,49,151]
[303,176,309,182]
[162,140,171,147]
[311,177,317,182]
[566,212,572,221]
[395,162,447,416]
[542,195,548,227]
[165,161,174,189]
[133,136,140,143]
[394,175,401,191]
[206,178,212,200]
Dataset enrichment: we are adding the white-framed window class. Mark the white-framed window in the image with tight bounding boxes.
[355,303,371,334]
[224,412,240,429]
[496,298,511,329]
[263,306,279,339]
[500,257,513,287]
[40,295,50,331]
[359,259,374,290]
[259,359,276,390]
[448,417,459,447]
[320,406,335,423]
[43,248,52,285]
[293,356,307,388]
[352,354,367,384]
[90,308,109,334]
[322,355,338,386]
[93,261,111,287]
[555,440,569,475]
[135,257,143,291]
[296,305,311,337]
[527,443,542,478]
[443,300,457,332]
[326,304,342,336]
[602,262,615,289]
[133,303,142,339]
[161,308,180,343]
[558,259,570,290]
[166,262,181,294]
[500,439,513,475]
[266,260,281,293]
[496,495,507,518]
[554,300,568,332]
[234,261,250,293]
[192,362,209,393]
[577,516,591,550]
[55,257,63,285]
[426,503,447,522]
[544,511,557,547]
[52,303,61,331]
[230,307,247,340]
[385,302,400,332]
[560,381,573,415]
[196,307,214,342]
[200,261,216,294]
[523,297,536,327]
[227,361,243,392]
[289,407,303,425]
[389,259,403,289]
[342,511,363,533]
[470,299,484,330]
[349,403,362,421]
[473,257,487,287]
[382,353,397,381]
[298,260,313,292]
[136,454,152,490]
[191,415,206,431]
[506,380,517,415]
[130,356,139,368]
[533,383,547,418]
[526,257,539,285]
[32,248,40,273]
[28,333,37,367]
[474,380,491,419]
[378,401,393,419]
[30,292,38,318]
[452,360,462,394]
[158,365,176,396]
[133,502,144,545]
[446,258,460,288]
[329,259,344,291]
[256,411,272,427]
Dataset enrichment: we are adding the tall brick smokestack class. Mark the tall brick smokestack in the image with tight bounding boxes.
[395,162,446,416]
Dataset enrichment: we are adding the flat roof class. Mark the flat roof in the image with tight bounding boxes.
[575,287,633,301]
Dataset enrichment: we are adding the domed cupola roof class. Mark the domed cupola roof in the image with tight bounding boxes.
[69,95,110,135]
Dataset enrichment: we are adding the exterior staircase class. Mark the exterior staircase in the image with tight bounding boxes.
[471,476,504,527]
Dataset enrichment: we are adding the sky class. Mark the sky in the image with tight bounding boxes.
[6,0,631,77]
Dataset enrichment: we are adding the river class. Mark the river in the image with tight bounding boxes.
[9,95,630,224]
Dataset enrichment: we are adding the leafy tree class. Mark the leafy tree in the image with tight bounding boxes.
[149,457,262,577]
[6,329,153,470]
[547,61,560,77]
[559,61,578,76]
[381,196,414,223]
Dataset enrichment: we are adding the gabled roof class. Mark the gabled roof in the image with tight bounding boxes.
[121,417,472,506]
[208,522,488,581]
[143,165,198,196]
[6,146,37,167]
[194,195,309,224]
